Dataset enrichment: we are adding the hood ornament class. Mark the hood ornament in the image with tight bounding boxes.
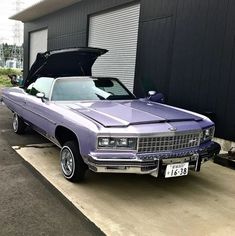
[168,127,177,132]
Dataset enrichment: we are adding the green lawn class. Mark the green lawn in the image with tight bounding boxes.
[0,75,12,87]
[0,68,22,87]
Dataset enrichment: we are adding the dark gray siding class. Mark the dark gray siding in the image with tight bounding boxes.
[174,0,235,141]
[136,0,235,141]
[24,0,235,141]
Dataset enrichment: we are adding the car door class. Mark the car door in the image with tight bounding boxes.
[24,77,55,137]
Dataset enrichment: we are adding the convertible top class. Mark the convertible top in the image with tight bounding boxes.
[23,47,108,88]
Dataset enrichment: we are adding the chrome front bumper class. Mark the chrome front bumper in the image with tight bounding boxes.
[86,142,220,178]
[87,153,199,177]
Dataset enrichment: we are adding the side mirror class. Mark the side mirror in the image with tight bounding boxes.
[148,91,157,97]
[36,92,45,102]
[148,91,165,103]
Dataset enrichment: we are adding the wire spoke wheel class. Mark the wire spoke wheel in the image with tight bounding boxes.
[60,141,87,182]
[13,113,19,132]
[61,147,74,176]
[12,113,26,134]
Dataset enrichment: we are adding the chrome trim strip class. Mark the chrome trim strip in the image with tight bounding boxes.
[88,155,139,162]
[161,154,198,165]
[88,165,159,175]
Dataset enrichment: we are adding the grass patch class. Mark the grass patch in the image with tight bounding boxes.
[0,68,21,76]
[0,68,22,87]
[0,75,12,87]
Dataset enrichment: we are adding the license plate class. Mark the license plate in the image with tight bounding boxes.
[165,162,189,178]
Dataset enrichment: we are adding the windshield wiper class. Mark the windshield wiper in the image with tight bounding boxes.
[95,93,105,100]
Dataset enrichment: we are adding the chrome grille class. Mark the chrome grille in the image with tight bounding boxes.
[138,132,200,153]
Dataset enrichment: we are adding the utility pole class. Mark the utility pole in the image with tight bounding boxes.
[11,0,24,68]
[0,44,5,67]
[13,0,24,46]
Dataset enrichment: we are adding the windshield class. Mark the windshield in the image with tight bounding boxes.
[51,77,135,101]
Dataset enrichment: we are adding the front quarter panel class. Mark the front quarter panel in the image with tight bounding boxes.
[2,87,26,117]
[46,102,100,154]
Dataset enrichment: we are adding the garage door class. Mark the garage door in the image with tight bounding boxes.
[29,29,48,68]
[88,4,140,92]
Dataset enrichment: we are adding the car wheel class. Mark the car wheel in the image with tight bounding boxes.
[60,140,87,182]
[13,113,26,134]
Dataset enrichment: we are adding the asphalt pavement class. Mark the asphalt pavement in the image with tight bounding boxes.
[0,89,104,236]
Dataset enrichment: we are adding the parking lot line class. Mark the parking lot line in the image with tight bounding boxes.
[13,144,235,236]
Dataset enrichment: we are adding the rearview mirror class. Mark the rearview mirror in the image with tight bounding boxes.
[94,79,114,88]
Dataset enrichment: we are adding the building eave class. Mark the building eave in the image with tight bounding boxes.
[9,0,83,22]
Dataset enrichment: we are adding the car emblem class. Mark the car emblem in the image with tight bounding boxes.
[188,139,198,144]
[168,127,177,131]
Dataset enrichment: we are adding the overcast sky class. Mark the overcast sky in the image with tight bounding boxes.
[0,0,41,45]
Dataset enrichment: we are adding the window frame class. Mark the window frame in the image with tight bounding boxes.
[26,77,55,99]
[49,77,136,101]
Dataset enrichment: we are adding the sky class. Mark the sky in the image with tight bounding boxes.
[0,0,41,45]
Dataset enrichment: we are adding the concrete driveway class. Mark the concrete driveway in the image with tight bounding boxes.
[14,144,235,236]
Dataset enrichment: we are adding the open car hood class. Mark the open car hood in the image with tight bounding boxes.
[23,47,108,88]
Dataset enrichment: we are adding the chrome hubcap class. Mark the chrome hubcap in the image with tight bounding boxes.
[61,148,74,176]
[13,114,18,132]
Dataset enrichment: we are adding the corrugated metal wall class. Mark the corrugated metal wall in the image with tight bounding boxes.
[88,3,140,91]
[24,0,235,141]
[29,29,48,67]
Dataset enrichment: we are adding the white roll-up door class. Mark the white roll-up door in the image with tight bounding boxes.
[29,29,48,68]
[88,4,140,91]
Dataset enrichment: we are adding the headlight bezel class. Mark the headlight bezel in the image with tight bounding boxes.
[97,137,138,150]
[200,126,215,143]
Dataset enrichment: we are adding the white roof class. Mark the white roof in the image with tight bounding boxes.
[10,0,83,22]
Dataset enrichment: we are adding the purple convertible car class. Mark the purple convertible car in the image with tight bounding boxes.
[1,48,220,182]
